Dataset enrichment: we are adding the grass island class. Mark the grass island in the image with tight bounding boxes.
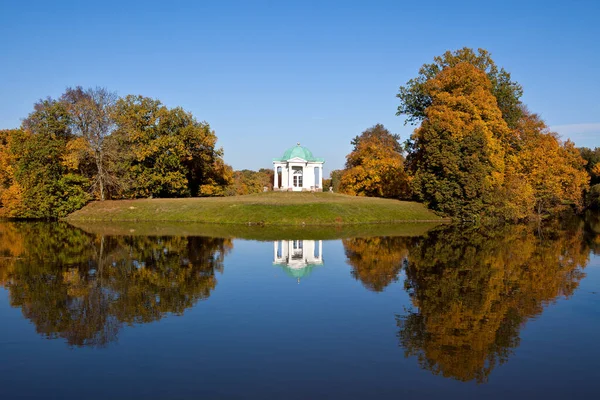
[66,192,446,226]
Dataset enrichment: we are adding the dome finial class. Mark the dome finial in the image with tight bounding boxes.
[297,142,300,146]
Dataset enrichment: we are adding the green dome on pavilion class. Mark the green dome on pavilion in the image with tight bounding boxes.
[273,143,325,162]
[280,264,320,280]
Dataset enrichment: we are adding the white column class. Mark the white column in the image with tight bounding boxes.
[305,240,315,262]
[319,240,323,260]
[273,165,278,189]
[319,165,323,188]
[282,165,288,189]
[274,241,278,261]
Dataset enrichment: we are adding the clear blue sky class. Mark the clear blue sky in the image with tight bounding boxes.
[1,0,599,175]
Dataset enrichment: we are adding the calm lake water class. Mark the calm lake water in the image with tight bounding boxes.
[1,219,599,399]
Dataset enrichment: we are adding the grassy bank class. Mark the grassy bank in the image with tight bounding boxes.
[66,192,445,225]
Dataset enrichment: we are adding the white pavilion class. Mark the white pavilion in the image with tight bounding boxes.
[273,143,325,191]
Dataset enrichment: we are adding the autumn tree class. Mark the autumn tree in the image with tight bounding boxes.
[2,100,90,218]
[397,47,523,129]
[0,130,12,189]
[506,110,589,216]
[398,48,589,220]
[339,124,411,199]
[227,168,274,195]
[0,89,233,218]
[112,95,233,198]
[61,86,119,200]
[407,62,508,218]
[0,129,19,214]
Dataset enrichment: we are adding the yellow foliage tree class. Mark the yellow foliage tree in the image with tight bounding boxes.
[408,62,509,217]
[339,124,411,199]
[227,168,274,196]
[403,56,588,220]
[505,110,589,216]
[0,129,19,215]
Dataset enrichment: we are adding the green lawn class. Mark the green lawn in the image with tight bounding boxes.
[66,192,446,225]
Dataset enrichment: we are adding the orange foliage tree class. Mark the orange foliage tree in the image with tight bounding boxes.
[399,48,589,220]
[0,130,18,215]
[397,47,524,129]
[339,124,411,199]
[407,62,508,218]
[507,110,589,216]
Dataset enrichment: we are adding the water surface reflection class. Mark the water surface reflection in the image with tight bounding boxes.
[0,218,598,397]
[0,223,231,347]
[397,221,589,383]
[343,237,410,292]
[273,239,324,282]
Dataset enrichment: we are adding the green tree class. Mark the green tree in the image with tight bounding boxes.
[578,147,600,184]
[112,95,232,198]
[329,169,344,192]
[4,100,90,218]
[397,47,523,129]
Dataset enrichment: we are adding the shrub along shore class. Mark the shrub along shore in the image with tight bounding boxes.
[65,192,446,225]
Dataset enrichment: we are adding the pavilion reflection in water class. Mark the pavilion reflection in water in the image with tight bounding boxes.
[273,240,323,282]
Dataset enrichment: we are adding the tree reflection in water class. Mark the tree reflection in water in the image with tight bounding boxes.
[396,219,591,383]
[0,218,595,382]
[343,237,410,292]
[0,222,232,347]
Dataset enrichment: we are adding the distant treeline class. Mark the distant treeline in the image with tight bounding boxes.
[226,169,274,196]
[331,48,593,222]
